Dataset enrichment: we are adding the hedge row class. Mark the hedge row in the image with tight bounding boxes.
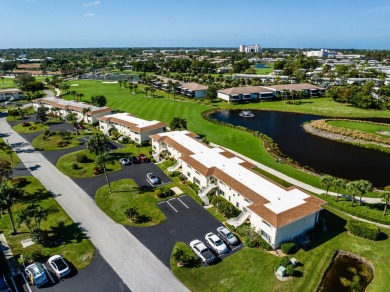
[347,219,381,240]
[211,195,240,218]
[236,224,272,250]
[281,242,296,254]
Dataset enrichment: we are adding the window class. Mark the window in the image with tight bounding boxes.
[262,220,271,228]
[188,165,192,169]
[219,189,225,196]
[194,178,200,185]
[261,230,271,242]
[236,202,239,208]
[219,181,225,186]
[195,171,200,175]
[187,172,191,177]
[228,196,231,201]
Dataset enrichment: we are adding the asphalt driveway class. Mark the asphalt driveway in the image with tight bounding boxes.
[126,194,243,268]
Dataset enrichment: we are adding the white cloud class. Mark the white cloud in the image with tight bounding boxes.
[83,1,100,8]
[83,12,95,17]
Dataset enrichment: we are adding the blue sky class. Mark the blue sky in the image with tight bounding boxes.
[1,0,390,49]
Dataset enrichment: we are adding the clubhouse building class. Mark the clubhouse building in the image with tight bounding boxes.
[150,131,326,248]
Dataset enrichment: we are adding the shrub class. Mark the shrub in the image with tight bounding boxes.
[56,141,69,147]
[278,256,291,268]
[236,225,272,250]
[23,249,49,264]
[119,136,130,144]
[93,166,103,175]
[43,130,51,136]
[281,242,296,254]
[286,265,295,276]
[154,189,164,198]
[347,219,381,240]
[28,126,37,130]
[211,196,240,218]
[71,162,80,170]
[10,177,27,187]
[76,153,88,163]
[21,122,30,127]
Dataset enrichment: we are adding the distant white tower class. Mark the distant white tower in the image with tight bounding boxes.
[239,44,262,53]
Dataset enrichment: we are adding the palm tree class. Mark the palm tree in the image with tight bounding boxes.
[28,204,47,231]
[17,208,32,232]
[172,247,187,266]
[332,178,346,201]
[124,207,139,222]
[173,82,180,99]
[65,113,79,135]
[320,175,334,196]
[118,80,123,88]
[76,92,84,102]
[150,88,156,98]
[0,182,23,234]
[69,90,77,100]
[129,84,134,94]
[85,133,110,156]
[379,186,390,216]
[133,84,138,94]
[1,76,4,84]
[81,107,91,123]
[96,154,114,193]
[144,86,150,97]
[357,180,373,206]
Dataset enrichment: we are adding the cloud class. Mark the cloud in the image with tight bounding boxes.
[84,12,95,17]
[83,1,100,8]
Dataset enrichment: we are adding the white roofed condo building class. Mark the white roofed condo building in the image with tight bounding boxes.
[31,97,114,124]
[98,113,166,144]
[150,131,325,248]
[240,44,262,54]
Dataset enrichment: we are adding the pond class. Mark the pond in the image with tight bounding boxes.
[317,251,373,292]
[211,109,390,187]
[254,63,271,69]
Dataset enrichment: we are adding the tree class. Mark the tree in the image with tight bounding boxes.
[96,154,114,193]
[150,88,156,98]
[332,178,346,201]
[36,106,48,123]
[379,186,390,216]
[320,175,334,196]
[65,113,79,135]
[144,86,150,97]
[91,95,107,107]
[128,84,134,94]
[124,207,139,222]
[81,107,91,123]
[172,82,180,99]
[85,133,110,156]
[16,208,32,232]
[356,180,373,206]
[0,159,12,182]
[0,182,23,234]
[205,85,218,101]
[76,92,84,101]
[172,247,188,267]
[133,84,138,94]
[169,117,187,130]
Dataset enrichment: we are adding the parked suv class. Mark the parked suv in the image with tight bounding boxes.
[205,232,229,255]
[138,154,150,163]
[190,240,216,264]
[217,226,238,245]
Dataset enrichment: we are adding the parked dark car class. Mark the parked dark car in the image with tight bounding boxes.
[129,156,140,164]
[138,154,150,163]
[107,142,118,150]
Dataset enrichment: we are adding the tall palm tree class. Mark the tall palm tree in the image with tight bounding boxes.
[380,186,390,216]
[81,107,91,123]
[66,113,79,135]
[118,80,123,88]
[96,154,114,193]
[76,92,84,102]
[85,133,110,155]
[332,178,346,201]
[150,88,156,98]
[133,84,138,94]
[0,182,23,234]
[144,86,150,97]
[357,180,373,206]
[320,175,334,196]
[17,208,32,232]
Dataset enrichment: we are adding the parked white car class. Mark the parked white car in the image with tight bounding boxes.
[205,232,229,255]
[48,255,70,278]
[217,226,238,245]
[190,240,216,264]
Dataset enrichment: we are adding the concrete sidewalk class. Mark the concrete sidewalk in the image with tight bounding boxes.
[1,115,187,292]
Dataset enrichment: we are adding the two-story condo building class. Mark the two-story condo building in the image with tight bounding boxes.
[0,89,25,101]
[98,113,166,144]
[150,131,326,248]
[218,86,274,102]
[32,97,114,124]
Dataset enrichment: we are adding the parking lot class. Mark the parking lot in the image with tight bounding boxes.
[127,194,243,267]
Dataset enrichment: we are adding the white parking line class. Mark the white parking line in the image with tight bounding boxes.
[231,244,242,251]
[21,273,32,292]
[177,197,189,209]
[10,275,20,292]
[42,265,54,284]
[166,200,178,212]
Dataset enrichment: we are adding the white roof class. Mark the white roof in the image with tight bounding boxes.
[36,97,107,112]
[102,113,161,128]
[160,131,310,214]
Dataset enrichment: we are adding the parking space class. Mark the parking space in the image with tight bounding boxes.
[127,194,243,267]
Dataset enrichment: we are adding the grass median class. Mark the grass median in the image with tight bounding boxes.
[0,176,95,270]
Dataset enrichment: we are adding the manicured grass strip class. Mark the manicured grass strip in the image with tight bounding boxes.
[32,133,82,150]
[95,179,167,227]
[0,176,95,270]
[327,120,390,138]
[56,150,122,178]
[12,122,49,133]
[172,207,390,292]
[0,138,20,166]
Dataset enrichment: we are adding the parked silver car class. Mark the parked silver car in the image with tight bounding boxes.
[147,173,160,185]
[205,232,229,255]
[217,226,238,245]
[48,255,70,278]
[190,240,216,264]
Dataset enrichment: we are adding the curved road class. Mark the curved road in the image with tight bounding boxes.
[1,115,187,292]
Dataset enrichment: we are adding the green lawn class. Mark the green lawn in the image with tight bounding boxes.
[56,149,122,178]
[6,107,35,122]
[60,80,390,193]
[327,120,390,138]
[172,207,390,292]
[0,78,16,89]
[0,138,20,166]
[254,64,274,75]
[32,132,82,150]
[12,122,49,133]
[0,176,95,270]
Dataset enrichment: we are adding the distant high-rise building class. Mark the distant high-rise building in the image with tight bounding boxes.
[239,44,262,53]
